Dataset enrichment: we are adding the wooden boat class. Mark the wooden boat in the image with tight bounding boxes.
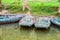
[51,17,60,26]
[19,16,35,27]
[0,14,25,24]
[34,16,51,29]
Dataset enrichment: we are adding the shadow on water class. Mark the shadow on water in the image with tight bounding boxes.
[0,23,18,27]
[20,26,34,31]
[19,26,51,39]
[19,24,35,30]
[2,23,57,40]
[19,26,34,37]
[51,23,60,31]
[34,28,50,33]
[20,25,50,34]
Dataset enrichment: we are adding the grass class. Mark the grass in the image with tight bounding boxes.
[1,23,57,40]
[2,0,58,6]
[1,0,59,17]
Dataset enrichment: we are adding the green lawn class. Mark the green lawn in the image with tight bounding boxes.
[2,0,58,7]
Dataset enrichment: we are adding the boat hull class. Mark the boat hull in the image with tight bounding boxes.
[51,18,60,26]
[19,16,35,27]
[0,20,19,25]
[0,14,25,24]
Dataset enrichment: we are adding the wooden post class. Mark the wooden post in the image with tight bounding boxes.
[22,0,26,11]
[41,0,46,5]
[22,0,31,11]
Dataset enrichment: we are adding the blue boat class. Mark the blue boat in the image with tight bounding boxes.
[51,17,60,26]
[0,14,25,24]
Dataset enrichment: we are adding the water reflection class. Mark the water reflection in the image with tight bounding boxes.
[1,23,57,40]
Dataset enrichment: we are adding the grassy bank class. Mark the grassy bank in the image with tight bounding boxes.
[1,0,60,17]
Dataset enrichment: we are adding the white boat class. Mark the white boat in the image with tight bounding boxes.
[34,16,51,29]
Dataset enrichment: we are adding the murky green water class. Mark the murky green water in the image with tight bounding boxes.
[0,23,57,40]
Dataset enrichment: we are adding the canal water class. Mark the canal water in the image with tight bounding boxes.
[0,23,57,40]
